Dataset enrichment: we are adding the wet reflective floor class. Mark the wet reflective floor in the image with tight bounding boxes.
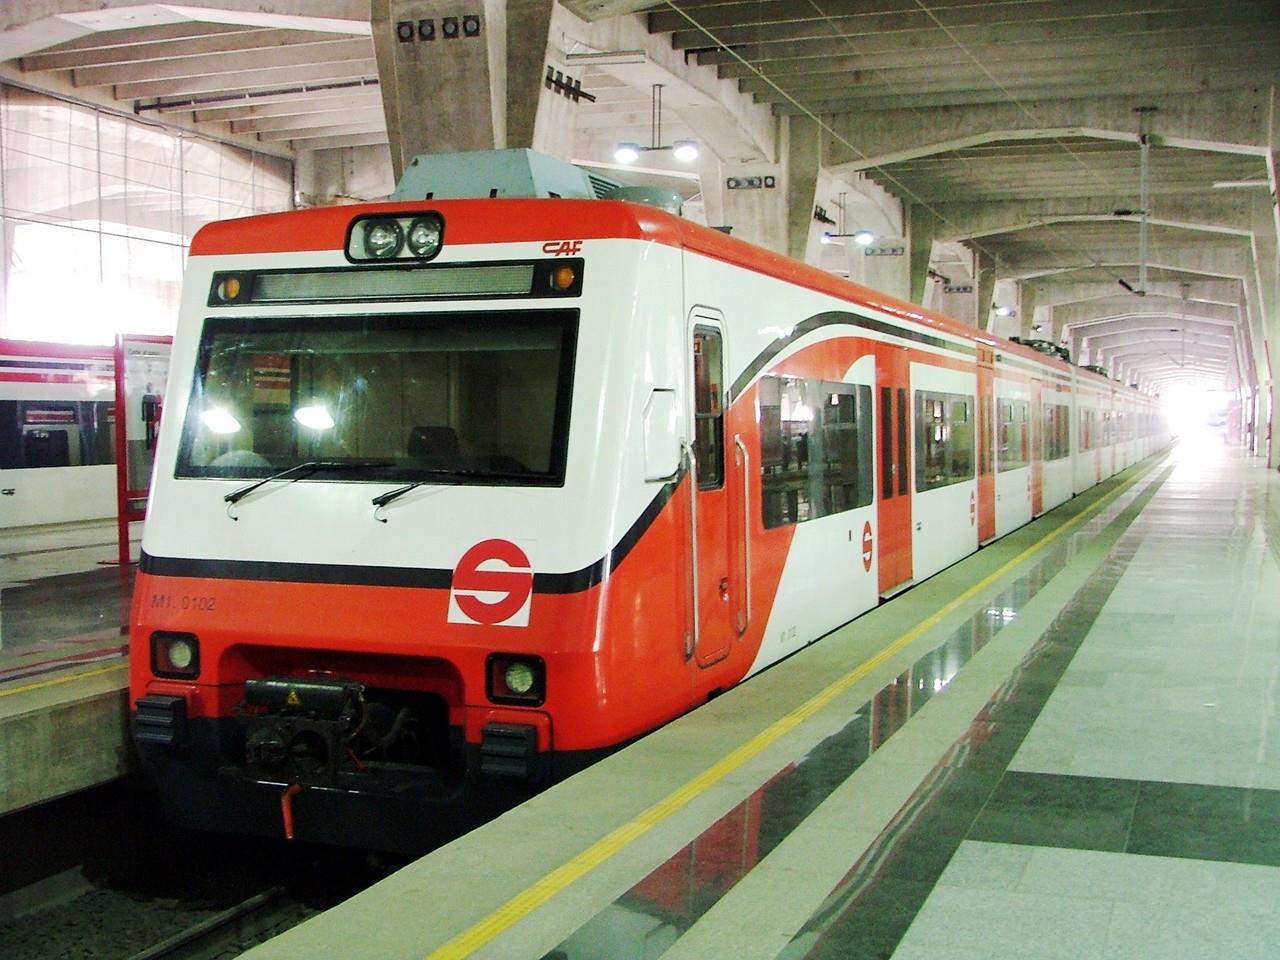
[537,440,1280,960]
[0,520,134,682]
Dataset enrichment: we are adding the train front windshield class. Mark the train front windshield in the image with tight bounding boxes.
[176,310,577,486]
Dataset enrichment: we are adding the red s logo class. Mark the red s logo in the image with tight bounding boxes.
[448,539,533,626]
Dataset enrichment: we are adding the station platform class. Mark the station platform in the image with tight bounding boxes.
[0,520,135,815]
[241,437,1280,960]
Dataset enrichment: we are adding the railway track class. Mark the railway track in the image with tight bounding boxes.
[122,887,306,960]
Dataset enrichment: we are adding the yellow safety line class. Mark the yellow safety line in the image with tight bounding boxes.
[427,457,1163,960]
[0,660,128,699]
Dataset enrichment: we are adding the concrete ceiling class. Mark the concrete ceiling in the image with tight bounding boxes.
[2,0,1276,396]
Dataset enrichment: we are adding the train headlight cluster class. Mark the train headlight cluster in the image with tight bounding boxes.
[347,213,444,263]
[152,631,200,679]
[486,653,545,706]
[363,219,403,259]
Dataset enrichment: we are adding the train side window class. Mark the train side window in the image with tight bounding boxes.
[879,386,893,500]
[914,389,975,491]
[760,375,812,527]
[1044,402,1070,461]
[761,375,873,529]
[996,397,1029,471]
[819,383,874,514]
[692,327,724,490]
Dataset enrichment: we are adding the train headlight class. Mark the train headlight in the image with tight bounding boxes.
[505,662,535,695]
[486,653,545,706]
[347,212,445,262]
[152,632,200,679]
[362,218,404,259]
[406,215,443,258]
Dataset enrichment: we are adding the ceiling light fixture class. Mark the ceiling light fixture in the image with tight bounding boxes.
[613,84,700,165]
[820,230,877,246]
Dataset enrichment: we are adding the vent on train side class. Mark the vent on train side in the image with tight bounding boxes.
[587,173,619,199]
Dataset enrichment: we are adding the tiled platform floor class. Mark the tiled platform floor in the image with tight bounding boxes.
[241,439,1280,960]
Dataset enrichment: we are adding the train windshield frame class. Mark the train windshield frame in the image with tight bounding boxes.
[175,308,577,487]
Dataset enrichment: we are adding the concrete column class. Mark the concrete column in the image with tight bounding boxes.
[1252,191,1280,465]
[786,115,822,261]
[371,0,555,181]
[907,204,938,306]
[988,278,1021,339]
[975,251,996,331]
[1019,286,1037,339]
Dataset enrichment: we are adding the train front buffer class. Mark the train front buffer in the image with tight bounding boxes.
[127,573,597,850]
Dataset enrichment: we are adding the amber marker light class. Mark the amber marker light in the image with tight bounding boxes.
[550,265,577,292]
[212,274,248,303]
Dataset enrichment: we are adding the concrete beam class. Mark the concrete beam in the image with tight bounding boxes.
[928,196,1256,244]
[557,0,657,19]
[1053,301,1242,326]
[1030,279,1246,309]
[824,91,1275,176]
[0,1,369,61]
[232,106,384,134]
[70,37,371,87]
[113,57,377,100]
[195,90,383,123]
[1000,241,1255,282]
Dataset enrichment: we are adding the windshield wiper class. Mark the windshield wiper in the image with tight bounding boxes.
[225,459,393,507]
[371,468,532,517]
[370,479,431,510]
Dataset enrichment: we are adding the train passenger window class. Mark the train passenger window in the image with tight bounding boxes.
[1079,408,1095,451]
[996,398,1029,471]
[914,390,975,492]
[0,400,116,470]
[1043,402,1070,461]
[692,328,724,490]
[760,375,872,529]
[176,309,577,486]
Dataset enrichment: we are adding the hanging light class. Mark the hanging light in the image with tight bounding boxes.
[672,140,699,163]
[611,85,700,165]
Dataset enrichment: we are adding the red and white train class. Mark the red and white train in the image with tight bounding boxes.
[129,152,1165,850]
[0,339,117,528]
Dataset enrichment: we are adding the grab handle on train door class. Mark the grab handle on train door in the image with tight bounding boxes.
[733,434,751,635]
[682,441,699,660]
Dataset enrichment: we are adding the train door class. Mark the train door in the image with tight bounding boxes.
[687,316,735,667]
[976,348,996,543]
[876,346,912,594]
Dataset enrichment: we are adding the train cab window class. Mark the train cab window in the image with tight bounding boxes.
[996,397,1029,471]
[914,390,975,491]
[760,375,872,529]
[177,309,577,486]
[692,328,724,490]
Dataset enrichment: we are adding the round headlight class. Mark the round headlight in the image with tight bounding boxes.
[363,218,403,259]
[167,639,194,670]
[406,216,442,257]
[504,661,536,696]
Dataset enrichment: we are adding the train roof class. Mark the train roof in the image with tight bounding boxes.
[190,198,1142,398]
